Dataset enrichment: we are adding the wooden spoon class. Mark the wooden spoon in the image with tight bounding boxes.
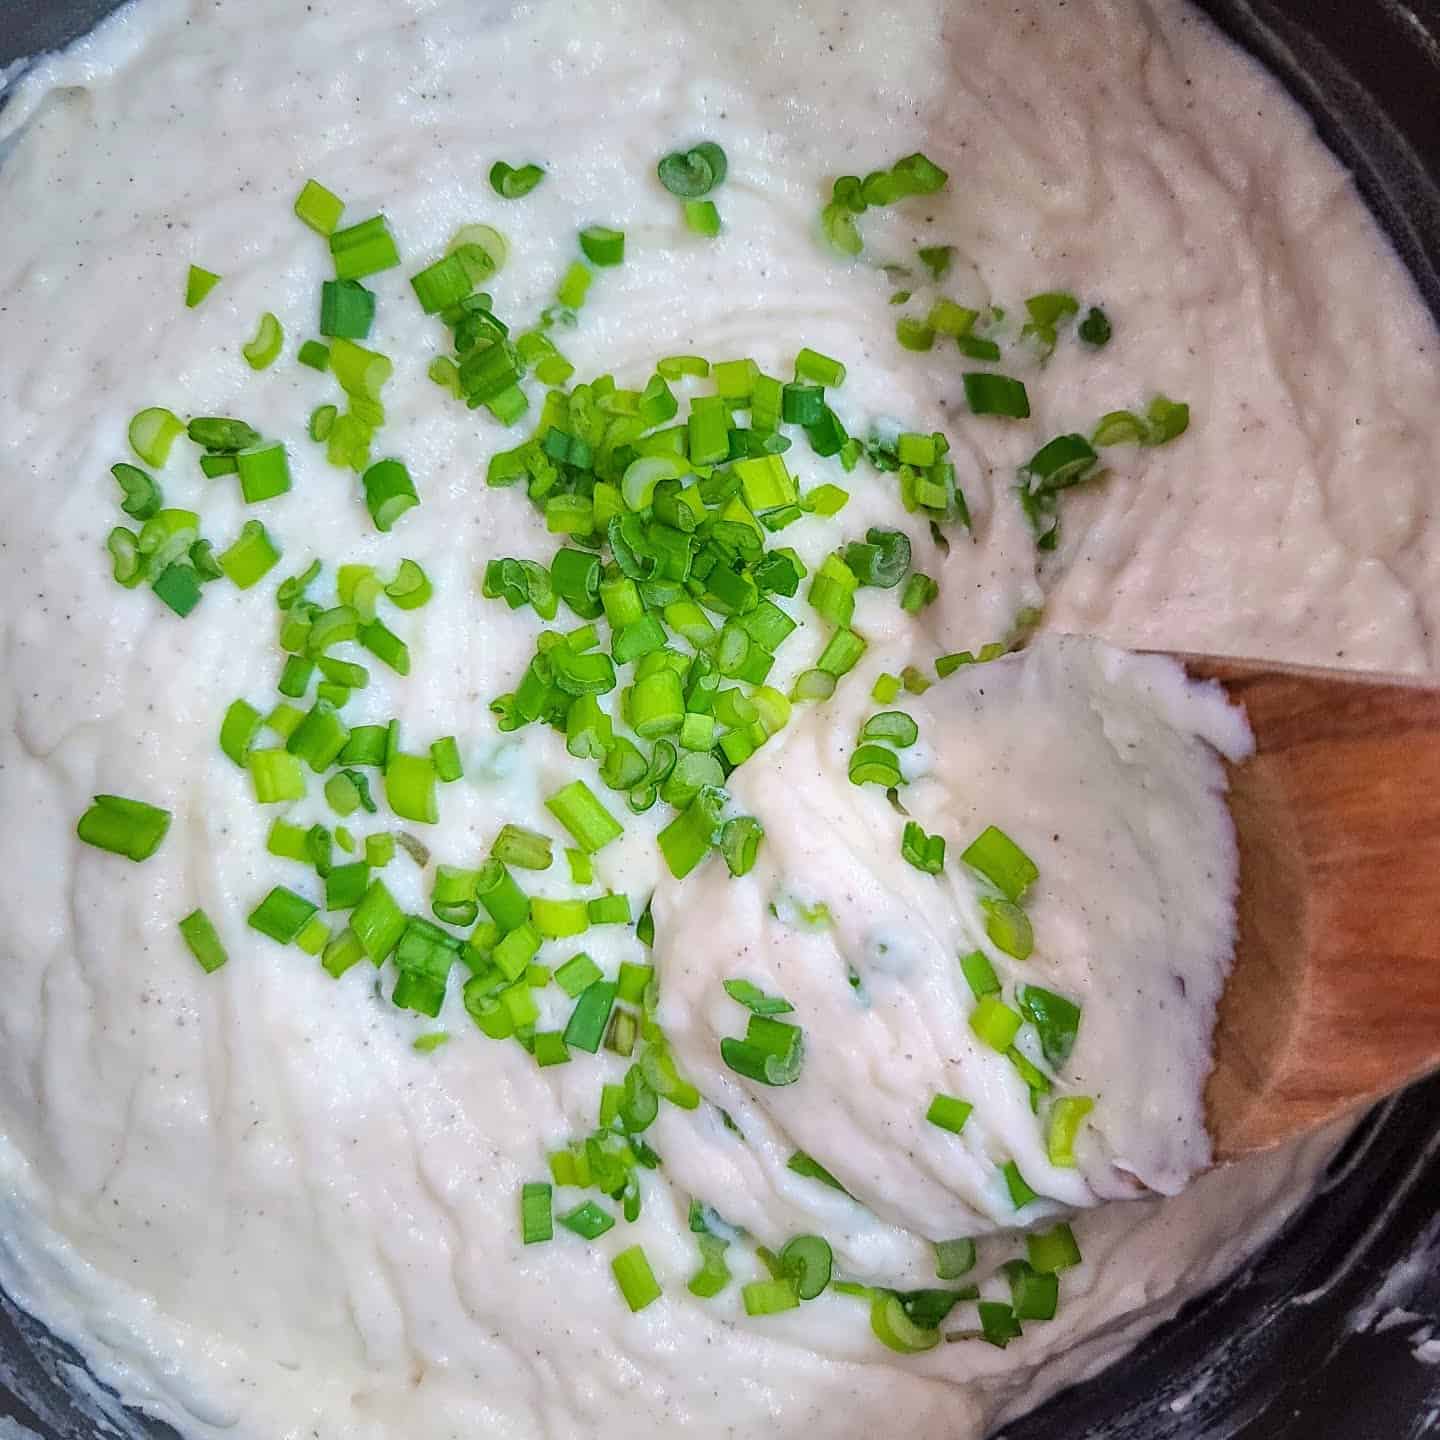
[1185,656,1440,1161]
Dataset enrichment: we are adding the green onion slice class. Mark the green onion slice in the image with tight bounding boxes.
[489,161,546,198]
[76,795,171,862]
[242,312,284,371]
[722,978,793,1016]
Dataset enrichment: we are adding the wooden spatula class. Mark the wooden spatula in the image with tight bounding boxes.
[1185,656,1440,1161]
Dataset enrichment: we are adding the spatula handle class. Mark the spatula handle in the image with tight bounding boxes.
[1185,658,1440,1159]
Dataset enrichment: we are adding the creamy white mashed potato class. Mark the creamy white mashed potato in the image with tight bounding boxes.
[0,0,1438,1438]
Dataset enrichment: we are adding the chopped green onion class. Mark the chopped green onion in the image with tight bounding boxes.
[409,253,472,315]
[901,822,945,875]
[385,558,431,610]
[76,794,171,862]
[177,908,227,973]
[891,152,948,194]
[658,785,725,879]
[934,1238,976,1280]
[319,278,376,338]
[612,1244,662,1312]
[978,1300,1022,1349]
[248,886,319,944]
[294,179,344,235]
[723,978,793,1016]
[489,161,545,198]
[587,893,630,925]
[236,441,292,504]
[1027,1223,1082,1274]
[962,826,1038,902]
[266,704,304,740]
[329,214,401,281]
[969,995,1023,1052]
[152,562,203,617]
[794,347,845,386]
[1017,985,1081,1067]
[242,312,284,370]
[900,572,939,614]
[531,896,589,939]
[720,816,763,877]
[1046,1096,1095,1167]
[564,980,617,1054]
[918,245,953,279]
[219,699,263,767]
[278,655,314,699]
[579,226,626,266]
[848,743,903,788]
[775,1235,833,1300]
[555,953,602,999]
[1078,306,1111,346]
[869,1292,939,1354]
[871,672,901,704]
[287,700,350,773]
[546,780,623,853]
[820,202,862,257]
[128,407,185,468]
[325,861,370,912]
[957,334,1001,362]
[297,339,331,371]
[358,619,410,675]
[559,1200,615,1241]
[1144,394,1190,443]
[493,923,541,982]
[429,736,462,784]
[959,949,1000,999]
[1002,1160,1039,1209]
[218,519,280,590]
[385,753,438,824]
[533,1031,570,1067]
[962,373,1030,419]
[859,711,918,747]
[184,265,221,308]
[309,404,337,441]
[786,1150,850,1194]
[688,1234,731,1298]
[657,354,710,380]
[330,337,392,401]
[743,1277,801,1317]
[521,1181,553,1244]
[896,316,934,352]
[248,748,305,803]
[926,1093,973,1134]
[657,144,724,197]
[980,897,1033,959]
[616,961,653,1006]
[720,1013,804,1087]
[683,200,721,237]
[476,859,530,933]
[556,260,592,309]
[449,222,509,282]
[106,527,144,588]
[362,459,419,532]
[487,825,550,872]
[350,879,406,962]
[189,417,262,453]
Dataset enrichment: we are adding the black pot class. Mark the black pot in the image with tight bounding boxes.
[1,3,1438,1437]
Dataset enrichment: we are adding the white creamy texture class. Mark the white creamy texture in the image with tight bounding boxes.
[654,639,1251,1279]
[0,0,1438,1438]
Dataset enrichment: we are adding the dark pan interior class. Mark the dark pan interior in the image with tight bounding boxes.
[1,2,1439,1437]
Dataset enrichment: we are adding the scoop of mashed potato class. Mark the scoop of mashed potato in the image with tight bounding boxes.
[652,639,1251,1281]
